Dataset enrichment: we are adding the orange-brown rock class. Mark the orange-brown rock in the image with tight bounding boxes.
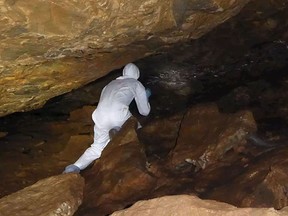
[0,105,95,198]
[0,174,84,216]
[170,103,257,170]
[0,0,250,117]
[111,195,288,216]
[0,132,8,138]
[76,117,157,216]
[138,113,184,158]
[55,135,92,163]
[68,106,95,123]
[204,147,288,210]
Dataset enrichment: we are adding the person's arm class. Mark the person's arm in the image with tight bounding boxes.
[135,82,151,116]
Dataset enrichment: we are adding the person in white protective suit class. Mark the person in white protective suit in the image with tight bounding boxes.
[63,63,151,173]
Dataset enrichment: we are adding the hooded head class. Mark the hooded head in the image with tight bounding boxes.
[122,63,140,80]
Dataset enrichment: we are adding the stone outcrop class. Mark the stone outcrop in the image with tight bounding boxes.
[1,101,288,215]
[170,103,257,170]
[0,174,84,216]
[111,195,288,216]
[0,0,288,213]
[76,117,157,216]
[138,113,184,158]
[204,148,288,210]
[0,0,250,117]
[0,105,95,198]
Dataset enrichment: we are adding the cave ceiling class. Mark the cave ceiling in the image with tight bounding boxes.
[0,0,287,117]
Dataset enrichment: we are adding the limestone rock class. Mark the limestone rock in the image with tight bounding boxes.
[111,195,288,216]
[138,113,184,158]
[204,148,288,210]
[76,117,156,216]
[0,0,250,117]
[170,103,257,170]
[55,135,92,163]
[0,174,84,216]
[68,106,95,123]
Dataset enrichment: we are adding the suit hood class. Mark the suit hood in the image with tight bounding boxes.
[122,63,140,80]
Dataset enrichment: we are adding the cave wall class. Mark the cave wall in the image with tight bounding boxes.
[0,0,249,117]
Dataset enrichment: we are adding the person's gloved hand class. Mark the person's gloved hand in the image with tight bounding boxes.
[63,164,80,174]
[145,88,151,98]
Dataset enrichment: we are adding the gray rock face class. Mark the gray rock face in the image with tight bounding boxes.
[0,174,84,216]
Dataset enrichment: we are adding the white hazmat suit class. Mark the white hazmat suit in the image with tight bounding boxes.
[68,63,151,171]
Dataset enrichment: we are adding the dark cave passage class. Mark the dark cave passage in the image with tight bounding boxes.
[1,2,288,214]
[0,39,288,211]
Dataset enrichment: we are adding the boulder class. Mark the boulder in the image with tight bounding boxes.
[0,174,84,216]
[170,103,257,170]
[76,117,157,216]
[204,147,288,210]
[111,195,288,216]
[138,113,184,158]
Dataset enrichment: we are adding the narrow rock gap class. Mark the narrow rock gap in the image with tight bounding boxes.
[0,0,288,215]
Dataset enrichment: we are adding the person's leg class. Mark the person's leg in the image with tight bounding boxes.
[63,123,110,173]
[73,143,105,170]
[64,112,131,173]
[73,125,110,170]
